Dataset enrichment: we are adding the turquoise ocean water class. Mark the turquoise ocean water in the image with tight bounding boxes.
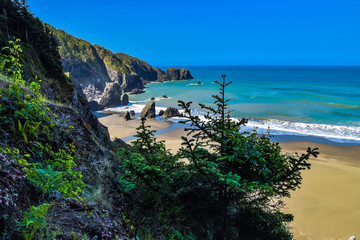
[110,66,360,145]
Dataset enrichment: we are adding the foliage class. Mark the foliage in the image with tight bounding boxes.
[0,40,84,199]
[17,203,57,240]
[25,143,84,198]
[0,40,53,146]
[118,76,319,239]
[0,39,25,99]
[0,0,73,102]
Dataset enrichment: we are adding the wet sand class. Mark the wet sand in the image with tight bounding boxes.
[100,117,360,240]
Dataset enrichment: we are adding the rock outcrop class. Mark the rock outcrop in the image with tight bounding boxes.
[164,67,194,81]
[121,94,129,106]
[139,101,156,119]
[99,82,122,108]
[163,107,180,119]
[82,85,102,101]
[121,74,143,92]
[88,100,104,111]
[123,111,131,121]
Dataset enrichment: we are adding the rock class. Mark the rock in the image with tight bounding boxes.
[162,95,168,98]
[139,101,155,119]
[163,107,180,119]
[123,111,131,121]
[130,110,135,116]
[130,88,145,95]
[82,85,102,101]
[121,93,129,106]
[165,67,194,80]
[88,100,104,111]
[112,138,130,150]
[197,81,201,85]
[159,110,165,116]
[99,82,122,108]
[151,97,155,100]
[121,74,144,92]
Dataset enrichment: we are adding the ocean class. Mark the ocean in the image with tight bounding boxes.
[108,66,360,145]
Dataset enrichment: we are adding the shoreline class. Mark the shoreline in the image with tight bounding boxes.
[98,113,360,240]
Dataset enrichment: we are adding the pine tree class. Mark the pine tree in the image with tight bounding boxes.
[119,76,319,239]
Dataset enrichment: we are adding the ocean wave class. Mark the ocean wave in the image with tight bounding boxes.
[186,83,203,86]
[245,119,360,143]
[106,104,360,144]
[106,103,167,114]
[131,96,172,103]
[167,110,360,144]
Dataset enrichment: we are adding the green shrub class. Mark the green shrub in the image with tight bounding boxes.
[25,143,84,198]
[17,203,56,240]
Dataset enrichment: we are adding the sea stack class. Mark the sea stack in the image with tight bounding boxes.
[139,101,156,119]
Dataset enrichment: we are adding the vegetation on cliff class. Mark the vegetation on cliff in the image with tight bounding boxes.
[0,38,130,239]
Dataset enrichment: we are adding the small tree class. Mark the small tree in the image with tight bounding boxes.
[119,76,319,239]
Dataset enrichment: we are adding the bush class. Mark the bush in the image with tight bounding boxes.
[17,203,57,240]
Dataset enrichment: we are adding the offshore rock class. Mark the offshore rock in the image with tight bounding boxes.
[165,67,194,80]
[121,93,129,106]
[99,82,122,108]
[163,107,180,119]
[139,101,156,119]
[159,110,165,116]
[130,110,135,116]
[123,111,131,121]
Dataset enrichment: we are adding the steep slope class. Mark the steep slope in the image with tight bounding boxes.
[0,2,130,238]
[0,0,73,102]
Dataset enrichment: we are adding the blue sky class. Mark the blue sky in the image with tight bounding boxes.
[29,0,360,66]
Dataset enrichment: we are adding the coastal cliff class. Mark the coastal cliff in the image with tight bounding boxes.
[49,26,193,102]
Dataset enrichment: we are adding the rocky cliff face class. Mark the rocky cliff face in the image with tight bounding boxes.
[50,27,194,103]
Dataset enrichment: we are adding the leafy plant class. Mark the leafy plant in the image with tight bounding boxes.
[17,203,54,240]
[25,165,63,197]
[17,120,42,144]
[25,143,84,198]
[0,39,24,99]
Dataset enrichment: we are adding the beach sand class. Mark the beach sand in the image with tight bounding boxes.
[100,116,360,240]
[98,114,171,139]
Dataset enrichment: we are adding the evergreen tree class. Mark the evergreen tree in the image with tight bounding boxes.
[119,76,319,239]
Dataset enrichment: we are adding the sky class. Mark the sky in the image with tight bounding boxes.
[28,0,360,66]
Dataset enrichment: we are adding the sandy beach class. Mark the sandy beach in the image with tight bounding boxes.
[100,115,360,240]
[98,113,171,139]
